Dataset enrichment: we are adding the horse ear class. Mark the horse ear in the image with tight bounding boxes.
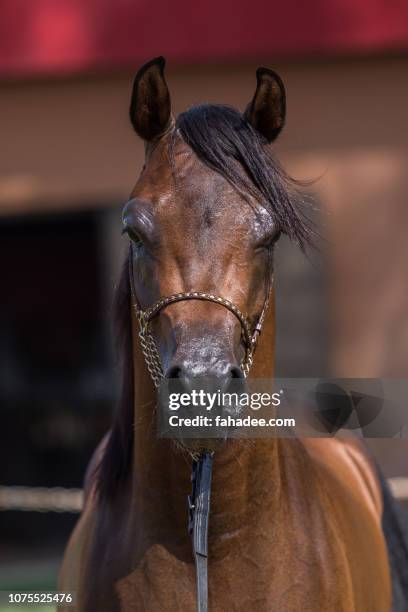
[244,68,286,142]
[130,56,171,141]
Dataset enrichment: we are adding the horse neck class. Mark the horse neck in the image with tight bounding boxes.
[130,291,282,557]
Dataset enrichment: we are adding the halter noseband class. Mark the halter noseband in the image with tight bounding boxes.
[128,243,272,385]
[128,241,273,612]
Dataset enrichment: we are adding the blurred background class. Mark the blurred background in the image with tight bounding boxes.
[0,0,407,607]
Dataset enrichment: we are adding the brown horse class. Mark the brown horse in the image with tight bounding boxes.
[60,57,405,611]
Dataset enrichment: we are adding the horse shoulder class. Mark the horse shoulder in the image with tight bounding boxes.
[301,438,391,610]
[302,438,383,522]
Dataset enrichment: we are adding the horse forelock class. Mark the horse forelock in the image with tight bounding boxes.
[170,104,315,250]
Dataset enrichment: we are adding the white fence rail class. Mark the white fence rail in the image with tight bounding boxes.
[0,479,407,513]
[0,486,83,513]
[388,477,408,502]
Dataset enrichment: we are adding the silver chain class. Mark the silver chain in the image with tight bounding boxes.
[134,293,256,388]
[136,311,165,387]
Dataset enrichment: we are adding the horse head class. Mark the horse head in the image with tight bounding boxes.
[121,57,310,453]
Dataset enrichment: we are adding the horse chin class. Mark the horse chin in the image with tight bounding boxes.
[173,437,224,457]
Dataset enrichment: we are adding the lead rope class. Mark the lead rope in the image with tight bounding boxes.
[188,452,214,612]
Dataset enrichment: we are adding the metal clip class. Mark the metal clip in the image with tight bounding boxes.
[137,311,148,334]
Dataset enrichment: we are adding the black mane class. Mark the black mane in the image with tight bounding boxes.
[97,104,314,499]
[174,104,313,249]
[97,256,134,500]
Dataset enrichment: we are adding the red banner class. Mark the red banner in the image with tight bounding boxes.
[1,0,407,77]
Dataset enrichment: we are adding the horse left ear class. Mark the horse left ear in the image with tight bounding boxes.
[244,68,286,142]
[129,56,172,141]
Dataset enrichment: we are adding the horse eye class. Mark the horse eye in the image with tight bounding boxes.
[269,230,281,246]
[122,225,143,247]
[256,230,281,251]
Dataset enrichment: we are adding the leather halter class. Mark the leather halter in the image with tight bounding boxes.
[128,241,273,611]
[128,242,273,383]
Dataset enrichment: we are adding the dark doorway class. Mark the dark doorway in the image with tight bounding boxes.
[0,209,114,572]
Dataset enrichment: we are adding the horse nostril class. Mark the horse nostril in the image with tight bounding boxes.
[166,365,184,379]
[166,362,244,380]
[229,365,245,379]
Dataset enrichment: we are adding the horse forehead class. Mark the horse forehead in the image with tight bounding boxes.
[141,137,247,215]
[158,178,245,229]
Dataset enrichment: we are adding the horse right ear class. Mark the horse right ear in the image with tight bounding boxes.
[129,56,172,141]
[244,67,286,142]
